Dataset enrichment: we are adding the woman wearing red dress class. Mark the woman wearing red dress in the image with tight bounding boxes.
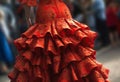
[8,0,109,82]
[106,1,120,45]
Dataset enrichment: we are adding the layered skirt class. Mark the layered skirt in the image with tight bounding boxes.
[8,18,109,82]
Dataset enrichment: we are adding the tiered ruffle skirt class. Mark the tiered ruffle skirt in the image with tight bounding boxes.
[8,18,109,82]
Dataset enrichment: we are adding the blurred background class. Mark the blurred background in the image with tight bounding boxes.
[0,0,120,82]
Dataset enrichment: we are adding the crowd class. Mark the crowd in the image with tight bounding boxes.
[65,0,120,48]
[0,0,120,75]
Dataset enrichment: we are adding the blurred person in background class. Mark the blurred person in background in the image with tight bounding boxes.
[0,0,18,57]
[79,0,96,31]
[92,0,110,47]
[106,1,120,46]
[116,0,120,35]
[3,0,13,9]
[0,1,16,35]
[72,0,83,22]
[0,9,14,74]
[14,0,28,34]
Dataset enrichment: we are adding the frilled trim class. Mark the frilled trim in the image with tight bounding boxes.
[14,18,97,52]
[8,55,109,82]
[8,18,109,82]
[18,0,37,6]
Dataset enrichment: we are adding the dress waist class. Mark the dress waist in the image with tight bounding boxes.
[35,2,72,23]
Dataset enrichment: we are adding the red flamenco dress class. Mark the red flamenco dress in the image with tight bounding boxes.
[8,0,109,82]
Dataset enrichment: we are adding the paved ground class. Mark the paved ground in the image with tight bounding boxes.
[0,44,120,82]
[97,44,120,82]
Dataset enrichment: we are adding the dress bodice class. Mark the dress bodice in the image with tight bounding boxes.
[36,0,72,23]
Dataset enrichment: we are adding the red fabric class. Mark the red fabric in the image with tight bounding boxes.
[106,6,118,27]
[116,9,120,34]
[8,0,109,82]
[116,19,120,34]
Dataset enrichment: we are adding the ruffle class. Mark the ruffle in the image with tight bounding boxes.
[14,18,97,52]
[18,0,37,6]
[8,18,109,82]
[9,55,109,82]
[57,59,109,82]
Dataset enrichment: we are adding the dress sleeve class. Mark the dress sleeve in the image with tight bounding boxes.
[18,0,37,6]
